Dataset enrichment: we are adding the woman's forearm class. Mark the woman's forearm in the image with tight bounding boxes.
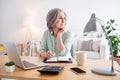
[57,34,65,53]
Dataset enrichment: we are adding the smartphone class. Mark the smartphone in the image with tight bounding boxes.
[70,67,86,74]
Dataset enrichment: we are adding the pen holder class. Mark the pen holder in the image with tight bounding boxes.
[5,65,15,72]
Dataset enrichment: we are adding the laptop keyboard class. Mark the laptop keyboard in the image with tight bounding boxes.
[23,60,37,68]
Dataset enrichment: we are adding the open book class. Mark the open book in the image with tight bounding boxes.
[44,56,72,63]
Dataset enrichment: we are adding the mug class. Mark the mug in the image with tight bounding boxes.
[75,52,86,66]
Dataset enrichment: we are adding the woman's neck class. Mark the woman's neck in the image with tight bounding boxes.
[53,28,58,37]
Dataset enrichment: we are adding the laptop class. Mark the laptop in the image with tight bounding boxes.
[4,42,48,69]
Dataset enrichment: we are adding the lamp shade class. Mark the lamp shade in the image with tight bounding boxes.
[23,16,35,42]
[23,16,34,26]
[83,13,97,33]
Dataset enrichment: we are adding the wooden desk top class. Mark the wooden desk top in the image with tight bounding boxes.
[0,55,120,80]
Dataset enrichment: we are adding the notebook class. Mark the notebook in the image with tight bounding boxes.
[44,56,72,63]
[4,42,48,69]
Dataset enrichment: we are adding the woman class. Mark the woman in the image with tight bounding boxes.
[39,8,74,59]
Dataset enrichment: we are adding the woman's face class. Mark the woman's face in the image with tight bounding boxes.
[54,12,66,30]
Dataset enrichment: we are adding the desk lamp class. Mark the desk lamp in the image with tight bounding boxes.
[84,13,117,76]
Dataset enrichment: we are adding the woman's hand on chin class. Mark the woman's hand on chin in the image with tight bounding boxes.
[57,28,65,36]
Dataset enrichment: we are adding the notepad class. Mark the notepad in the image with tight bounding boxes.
[44,57,72,63]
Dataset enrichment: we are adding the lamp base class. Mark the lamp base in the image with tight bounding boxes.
[92,68,117,76]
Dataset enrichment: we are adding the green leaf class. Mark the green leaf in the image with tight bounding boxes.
[113,51,118,57]
[110,19,115,23]
[105,26,110,29]
[83,33,88,36]
[107,30,112,34]
[112,27,116,30]
[5,61,15,66]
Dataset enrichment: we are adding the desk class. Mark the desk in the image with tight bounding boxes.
[0,55,120,80]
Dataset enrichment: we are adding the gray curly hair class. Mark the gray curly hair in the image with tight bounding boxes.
[46,8,66,31]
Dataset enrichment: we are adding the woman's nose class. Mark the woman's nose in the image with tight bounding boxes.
[61,18,65,23]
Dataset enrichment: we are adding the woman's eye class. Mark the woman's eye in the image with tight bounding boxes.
[59,17,62,19]
[58,17,65,20]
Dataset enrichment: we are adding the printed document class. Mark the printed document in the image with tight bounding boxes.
[46,56,70,62]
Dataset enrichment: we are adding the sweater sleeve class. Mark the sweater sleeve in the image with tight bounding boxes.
[39,31,48,55]
[59,32,74,57]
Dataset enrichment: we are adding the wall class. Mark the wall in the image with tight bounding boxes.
[0,0,120,43]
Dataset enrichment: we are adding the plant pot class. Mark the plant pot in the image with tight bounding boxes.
[109,56,120,65]
[114,56,120,65]
[5,65,15,72]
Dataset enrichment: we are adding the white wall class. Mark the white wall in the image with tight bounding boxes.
[0,0,120,43]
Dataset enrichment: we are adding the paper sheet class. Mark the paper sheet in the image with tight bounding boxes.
[46,56,69,62]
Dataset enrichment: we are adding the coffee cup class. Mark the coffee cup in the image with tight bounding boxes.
[75,52,86,66]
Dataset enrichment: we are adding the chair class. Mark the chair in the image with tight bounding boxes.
[73,35,110,60]
[70,45,74,58]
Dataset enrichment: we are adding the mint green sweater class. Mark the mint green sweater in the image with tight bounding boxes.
[39,30,74,57]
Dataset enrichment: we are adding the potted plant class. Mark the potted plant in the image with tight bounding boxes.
[105,19,120,58]
[5,61,15,72]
